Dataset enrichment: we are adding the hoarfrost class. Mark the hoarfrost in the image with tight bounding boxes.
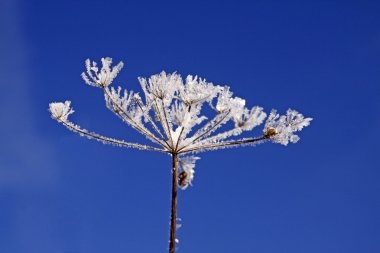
[51,57,312,166]
[49,57,313,253]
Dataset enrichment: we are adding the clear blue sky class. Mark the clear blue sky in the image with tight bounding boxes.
[1,0,379,252]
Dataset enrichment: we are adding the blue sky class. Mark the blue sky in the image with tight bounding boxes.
[0,0,379,252]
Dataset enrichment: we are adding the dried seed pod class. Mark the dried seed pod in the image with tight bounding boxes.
[264,128,277,138]
[178,171,188,188]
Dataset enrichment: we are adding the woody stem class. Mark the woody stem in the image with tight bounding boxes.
[169,153,178,253]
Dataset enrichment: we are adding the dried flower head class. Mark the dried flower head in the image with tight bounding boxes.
[50,57,312,180]
[264,109,312,145]
[49,57,312,253]
[81,57,124,87]
[49,101,74,121]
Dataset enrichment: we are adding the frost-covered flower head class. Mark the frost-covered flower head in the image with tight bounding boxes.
[215,86,233,113]
[179,75,221,105]
[236,106,267,131]
[49,101,74,121]
[81,57,124,87]
[138,71,182,106]
[264,109,312,145]
[49,57,313,253]
[50,57,312,189]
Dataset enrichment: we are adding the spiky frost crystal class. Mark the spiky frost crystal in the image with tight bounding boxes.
[49,57,312,189]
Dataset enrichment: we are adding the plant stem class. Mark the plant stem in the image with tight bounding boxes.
[169,153,178,253]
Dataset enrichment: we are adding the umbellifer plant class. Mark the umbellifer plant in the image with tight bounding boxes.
[49,57,312,253]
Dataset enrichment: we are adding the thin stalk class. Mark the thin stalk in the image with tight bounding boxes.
[160,99,174,147]
[169,153,179,253]
[191,110,230,143]
[59,120,167,152]
[195,127,241,146]
[152,98,173,147]
[179,136,268,154]
[135,99,170,148]
[103,87,165,147]
[176,110,231,153]
[174,105,192,152]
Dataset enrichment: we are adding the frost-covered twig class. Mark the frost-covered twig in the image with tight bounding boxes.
[49,102,166,152]
[188,109,231,145]
[179,136,268,154]
[103,87,166,147]
[135,98,168,143]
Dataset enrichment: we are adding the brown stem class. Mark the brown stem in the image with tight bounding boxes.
[169,153,178,253]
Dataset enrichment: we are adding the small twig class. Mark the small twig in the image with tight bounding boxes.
[103,87,166,147]
[136,99,171,149]
[176,110,230,153]
[152,98,172,147]
[59,119,167,153]
[160,99,174,148]
[179,136,268,154]
[174,104,192,152]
